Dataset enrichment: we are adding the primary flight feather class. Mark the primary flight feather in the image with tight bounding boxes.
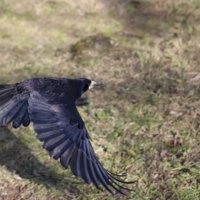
[0,78,133,194]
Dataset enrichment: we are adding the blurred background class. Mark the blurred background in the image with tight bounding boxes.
[0,0,200,199]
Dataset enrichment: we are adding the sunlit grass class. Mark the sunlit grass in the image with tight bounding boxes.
[0,0,200,199]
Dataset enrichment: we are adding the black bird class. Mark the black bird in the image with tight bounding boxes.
[0,78,132,194]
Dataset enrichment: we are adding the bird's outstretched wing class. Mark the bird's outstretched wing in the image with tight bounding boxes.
[0,84,89,129]
[28,91,132,194]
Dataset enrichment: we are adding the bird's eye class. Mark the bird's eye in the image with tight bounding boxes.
[83,84,89,92]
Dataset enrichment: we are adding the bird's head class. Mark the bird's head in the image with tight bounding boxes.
[78,78,102,96]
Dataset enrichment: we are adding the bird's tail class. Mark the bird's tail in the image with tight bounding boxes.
[0,84,30,128]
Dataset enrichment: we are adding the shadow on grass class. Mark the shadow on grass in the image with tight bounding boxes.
[0,126,83,196]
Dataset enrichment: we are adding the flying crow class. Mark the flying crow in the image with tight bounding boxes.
[0,78,132,194]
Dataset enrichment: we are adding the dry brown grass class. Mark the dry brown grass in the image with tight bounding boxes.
[1,0,200,199]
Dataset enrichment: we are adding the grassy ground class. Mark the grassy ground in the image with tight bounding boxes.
[0,0,200,199]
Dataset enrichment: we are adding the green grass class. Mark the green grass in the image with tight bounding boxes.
[1,0,200,199]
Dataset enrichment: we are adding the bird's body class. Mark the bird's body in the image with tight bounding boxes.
[0,77,132,194]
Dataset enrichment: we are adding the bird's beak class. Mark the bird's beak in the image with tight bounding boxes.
[89,81,102,89]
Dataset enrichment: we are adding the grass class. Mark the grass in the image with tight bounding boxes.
[0,0,200,199]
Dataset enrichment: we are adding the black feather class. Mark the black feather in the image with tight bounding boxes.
[108,173,135,184]
[0,84,16,90]
[31,118,57,124]
[63,124,78,137]
[109,171,127,177]
[88,160,101,189]
[0,96,13,108]
[28,104,51,113]
[77,148,82,177]
[60,142,77,168]
[92,158,113,194]
[30,91,48,104]
[43,134,67,151]
[85,140,100,189]
[108,181,126,195]
[70,147,79,176]
[22,111,30,127]
[30,111,54,120]
[80,140,91,184]
[80,153,91,184]
[109,177,134,191]
[12,101,28,128]
[3,100,25,125]
[49,139,73,160]
[0,99,18,120]
[36,129,63,141]
[0,92,14,101]
[34,123,59,130]
[0,84,16,96]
